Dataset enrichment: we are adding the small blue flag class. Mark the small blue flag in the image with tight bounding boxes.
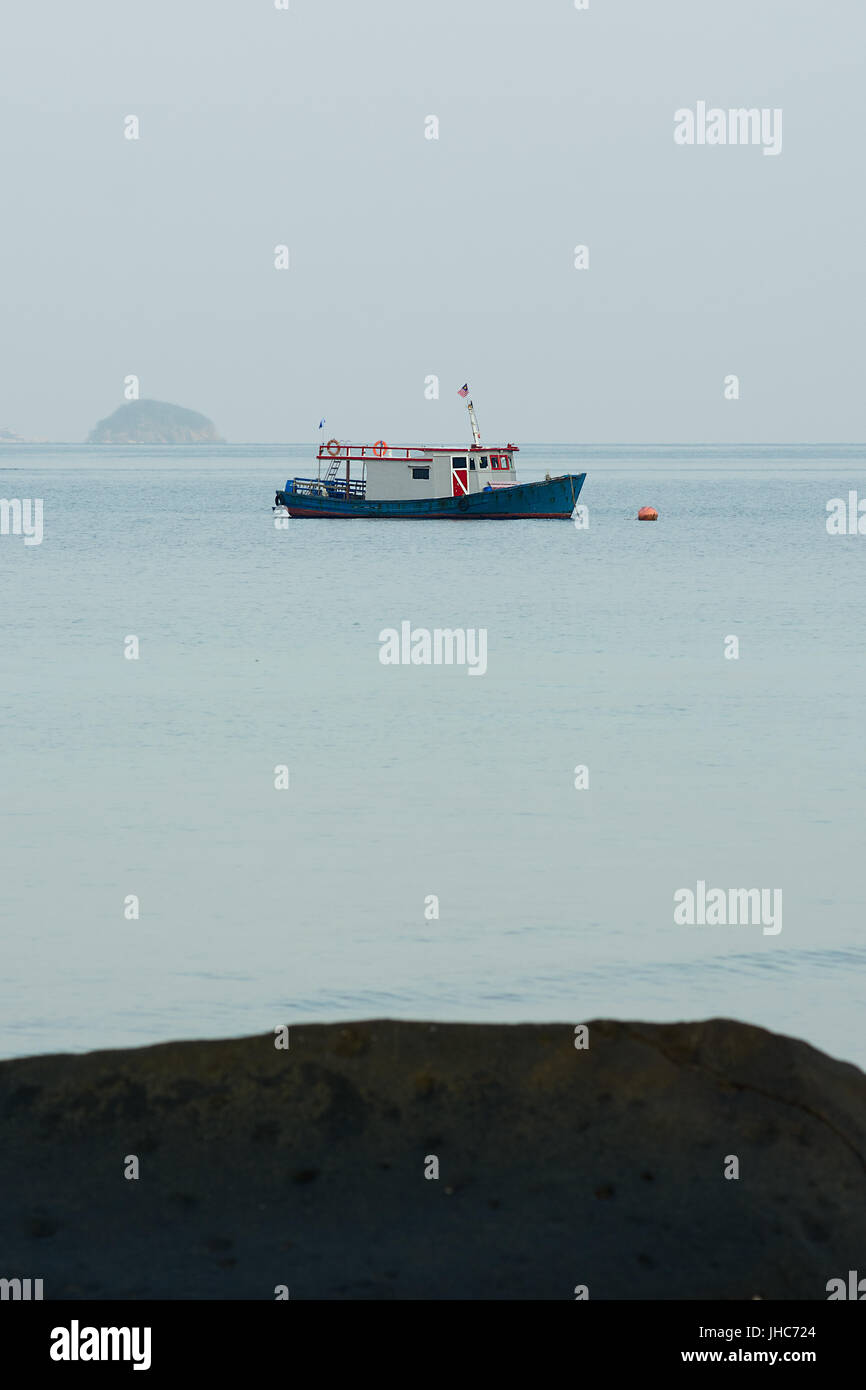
[318,418,325,429]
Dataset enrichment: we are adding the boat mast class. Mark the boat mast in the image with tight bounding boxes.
[466,398,482,448]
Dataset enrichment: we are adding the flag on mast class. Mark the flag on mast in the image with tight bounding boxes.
[457,384,469,398]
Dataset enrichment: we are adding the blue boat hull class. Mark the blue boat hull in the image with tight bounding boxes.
[275,473,586,519]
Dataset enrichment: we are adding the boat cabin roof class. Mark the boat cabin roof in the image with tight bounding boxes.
[317,442,519,461]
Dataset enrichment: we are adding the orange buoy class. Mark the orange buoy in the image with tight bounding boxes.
[373,439,388,457]
[637,506,658,521]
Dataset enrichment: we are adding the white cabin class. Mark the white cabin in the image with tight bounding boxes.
[314,442,519,501]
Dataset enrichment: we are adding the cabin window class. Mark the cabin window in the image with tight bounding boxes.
[502,455,510,469]
[490,455,500,469]
[480,456,489,469]
[411,466,430,479]
[451,456,467,467]
[469,460,476,471]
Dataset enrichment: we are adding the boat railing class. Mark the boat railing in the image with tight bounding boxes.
[291,476,367,499]
[316,443,432,463]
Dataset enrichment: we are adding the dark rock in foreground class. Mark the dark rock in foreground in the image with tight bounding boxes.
[86,399,222,444]
[1,1019,864,1300]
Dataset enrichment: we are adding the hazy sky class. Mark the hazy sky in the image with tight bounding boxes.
[1,0,863,442]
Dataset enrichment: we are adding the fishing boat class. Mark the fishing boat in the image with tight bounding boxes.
[273,394,586,519]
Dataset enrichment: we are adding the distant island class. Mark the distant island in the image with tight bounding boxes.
[87,399,223,444]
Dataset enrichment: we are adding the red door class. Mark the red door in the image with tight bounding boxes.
[452,466,468,496]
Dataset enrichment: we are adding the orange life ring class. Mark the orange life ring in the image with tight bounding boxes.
[373,439,388,457]
[326,437,341,457]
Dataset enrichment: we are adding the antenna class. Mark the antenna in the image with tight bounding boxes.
[467,399,482,448]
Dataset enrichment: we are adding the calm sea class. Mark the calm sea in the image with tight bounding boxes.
[2,443,865,1064]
